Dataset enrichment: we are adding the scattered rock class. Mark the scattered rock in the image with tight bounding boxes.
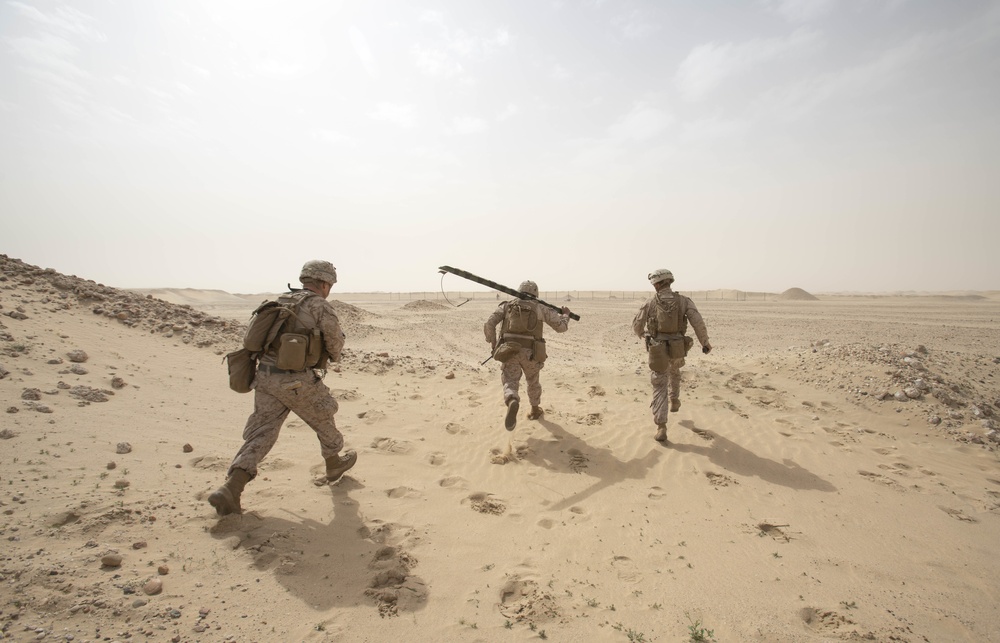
[116,442,132,454]
[158,565,170,575]
[0,364,8,379]
[445,371,455,380]
[101,553,123,568]
[21,388,41,400]
[66,349,89,363]
[183,443,194,453]
[114,479,130,489]
[107,461,117,470]
[6,406,18,414]
[111,376,127,389]
[0,428,15,438]
[132,540,147,549]
[143,578,163,595]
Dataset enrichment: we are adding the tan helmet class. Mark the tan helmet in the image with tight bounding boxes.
[299,260,337,285]
[648,268,674,285]
[518,280,539,296]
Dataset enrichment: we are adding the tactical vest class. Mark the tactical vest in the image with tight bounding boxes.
[652,291,688,337]
[500,299,543,348]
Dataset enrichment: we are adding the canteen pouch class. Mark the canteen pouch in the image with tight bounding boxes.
[648,341,670,371]
[668,337,688,359]
[493,341,521,362]
[532,338,548,364]
[225,348,256,393]
[276,333,309,370]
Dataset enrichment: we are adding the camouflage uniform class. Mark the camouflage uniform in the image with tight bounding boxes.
[227,291,346,478]
[632,286,709,426]
[484,300,570,408]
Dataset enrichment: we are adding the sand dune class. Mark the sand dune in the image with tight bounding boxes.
[2,255,999,642]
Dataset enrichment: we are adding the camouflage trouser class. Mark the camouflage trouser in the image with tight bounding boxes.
[501,347,543,406]
[650,358,684,425]
[228,369,343,478]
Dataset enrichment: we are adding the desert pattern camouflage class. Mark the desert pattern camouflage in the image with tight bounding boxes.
[258,292,346,367]
[633,288,710,425]
[228,293,347,477]
[228,369,343,477]
[485,299,570,405]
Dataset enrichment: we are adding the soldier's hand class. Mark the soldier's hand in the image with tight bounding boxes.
[702,343,712,354]
[561,306,571,316]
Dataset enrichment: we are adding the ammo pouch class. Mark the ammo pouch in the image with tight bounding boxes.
[493,342,521,362]
[276,333,309,370]
[667,337,687,359]
[648,341,670,371]
[532,338,547,364]
[225,348,257,393]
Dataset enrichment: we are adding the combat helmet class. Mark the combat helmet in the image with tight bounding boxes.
[648,268,674,285]
[300,260,338,285]
[518,280,539,296]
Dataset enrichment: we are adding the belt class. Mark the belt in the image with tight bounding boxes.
[258,364,305,375]
[501,335,535,348]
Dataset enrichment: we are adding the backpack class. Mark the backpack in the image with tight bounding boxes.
[225,292,316,393]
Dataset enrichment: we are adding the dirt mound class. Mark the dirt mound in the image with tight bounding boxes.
[0,255,243,352]
[402,300,448,311]
[779,287,819,301]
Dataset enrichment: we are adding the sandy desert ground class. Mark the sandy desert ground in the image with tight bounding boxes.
[1,255,999,642]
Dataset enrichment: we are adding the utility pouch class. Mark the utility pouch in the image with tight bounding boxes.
[683,336,694,355]
[224,348,257,393]
[532,338,548,364]
[493,341,521,363]
[276,333,309,370]
[668,337,687,359]
[306,328,322,368]
[648,341,670,371]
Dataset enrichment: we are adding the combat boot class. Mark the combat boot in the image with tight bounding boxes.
[527,405,544,420]
[670,398,681,412]
[325,449,358,482]
[208,468,251,516]
[654,424,668,443]
[504,398,519,431]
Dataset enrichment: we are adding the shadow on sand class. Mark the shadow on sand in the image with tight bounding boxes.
[671,419,836,492]
[209,477,428,616]
[520,417,662,512]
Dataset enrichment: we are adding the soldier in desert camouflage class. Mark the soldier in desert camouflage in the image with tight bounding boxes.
[484,280,573,430]
[209,260,357,516]
[633,269,712,443]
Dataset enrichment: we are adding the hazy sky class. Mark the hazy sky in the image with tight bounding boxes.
[2,0,998,294]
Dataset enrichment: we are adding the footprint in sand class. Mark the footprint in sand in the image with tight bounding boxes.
[386,486,422,499]
[537,518,555,529]
[370,437,414,454]
[426,452,445,465]
[567,448,589,473]
[444,422,468,435]
[756,522,792,542]
[568,506,585,515]
[466,492,506,515]
[498,578,560,624]
[799,607,855,634]
[939,506,978,523]
[858,470,904,491]
[648,486,667,500]
[357,409,386,423]
[706,471,737,487]
[438,475,467,488]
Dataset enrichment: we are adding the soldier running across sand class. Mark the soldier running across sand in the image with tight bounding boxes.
[209,260,357,516]
[633,269,711,443]
[484,280,572,430]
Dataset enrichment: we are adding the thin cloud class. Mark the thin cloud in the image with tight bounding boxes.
[675,28,819,102]
[349,25,379,78]
[614,9,659,40]
[448,115,488,135]
[763,0,835,24]
[370,102,416,128]
[608,102,673,141]
[411,44,463,78]
[8,2,107,42]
